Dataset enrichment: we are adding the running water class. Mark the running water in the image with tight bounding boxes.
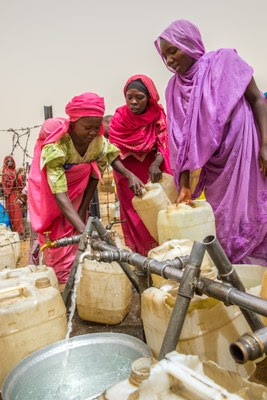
[66,261,83,340]
[39,251,44,267]
[55,261,83,399]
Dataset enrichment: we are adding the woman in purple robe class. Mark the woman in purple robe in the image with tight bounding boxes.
[155,19,267,265]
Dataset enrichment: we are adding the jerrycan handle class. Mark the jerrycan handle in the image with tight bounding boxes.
[0,284,29,298]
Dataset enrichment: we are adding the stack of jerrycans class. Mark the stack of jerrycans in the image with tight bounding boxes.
[0,264,67,387]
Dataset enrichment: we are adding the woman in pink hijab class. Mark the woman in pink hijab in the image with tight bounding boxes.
[28,92,143,283]
[155,20,267,265]
[109,75,171,255]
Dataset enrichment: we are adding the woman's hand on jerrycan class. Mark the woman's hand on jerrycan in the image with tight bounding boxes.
[149,163,162,183]
[176,187,193,206]
[128,173,145,196]
[259,143,267,176]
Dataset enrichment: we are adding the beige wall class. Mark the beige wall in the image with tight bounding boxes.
[1,0,266,165]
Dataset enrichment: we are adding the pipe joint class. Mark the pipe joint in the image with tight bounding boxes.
[230,327,267,363]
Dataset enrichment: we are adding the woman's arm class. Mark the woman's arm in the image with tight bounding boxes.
[54,192,86,233]
[245,77,267,175]
[78,176,99,222]
[176,170,192,205]
[111,159,145,196]
[149,153,164,182]
[54,176,99,232]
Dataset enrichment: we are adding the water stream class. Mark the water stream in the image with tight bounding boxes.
[55,261,83,399]
[39,251,44,267]
[9,246,149,400]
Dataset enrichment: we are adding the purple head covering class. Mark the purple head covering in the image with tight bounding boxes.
[154,19,205,65]
[153,19,267,267]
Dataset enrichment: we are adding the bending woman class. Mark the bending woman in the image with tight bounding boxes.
[109,75,171,255]
[2,155,24,234]
[155,20,267,264]
[28,92,143,283]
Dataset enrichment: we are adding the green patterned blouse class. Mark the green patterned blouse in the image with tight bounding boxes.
[41,133,120,194]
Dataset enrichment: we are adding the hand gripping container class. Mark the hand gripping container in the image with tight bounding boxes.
[132,182,170,242]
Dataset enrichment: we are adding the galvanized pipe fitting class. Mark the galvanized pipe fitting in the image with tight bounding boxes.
[203,235,264,331]
[54,234,82,247]
[92,241,267,318]
[91,241,187,276]
[159,241,205,360]
[230,327,267,363]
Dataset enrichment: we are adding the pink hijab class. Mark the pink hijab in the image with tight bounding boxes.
[109,74,169,162]
[65,92,105,122]
[28,92,105,234]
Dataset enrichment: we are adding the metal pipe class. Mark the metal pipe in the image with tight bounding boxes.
[203,235,264,331]
[92,245,267,318]
[54,235,82,247]
[92,241,187,275]
[230,327,267,363]
[93,241,140,292]
[158,242,205,360]
[196,277,267,317]
[44,105,53,120]
[91,218,145,292]
[41,234,82,252]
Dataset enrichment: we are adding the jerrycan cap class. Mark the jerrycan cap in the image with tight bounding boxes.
[129,357,154,386]
[35,277,51,288]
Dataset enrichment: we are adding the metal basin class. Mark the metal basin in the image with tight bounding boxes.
[2,333,152,400]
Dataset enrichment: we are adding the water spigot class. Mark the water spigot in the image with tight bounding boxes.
[40,231,56,252]
[105,219,126,230]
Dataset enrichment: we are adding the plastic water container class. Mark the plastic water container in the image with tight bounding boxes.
[0,224,20,259]
[157,200,216,245]
[101,357,153,399]
[0,264,58,289]
[0,277,67,387]
[77,259,132,325]
[233,264,266,290]
[148,239,217,287]
[234,264,266,325]
[158,173,178,204]
[0,224,20,270]
[132,183,170,242]
[102,352,246,400]
[141,284,255,378]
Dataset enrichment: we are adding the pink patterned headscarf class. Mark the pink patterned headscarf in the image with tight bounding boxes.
[65,92,105,122]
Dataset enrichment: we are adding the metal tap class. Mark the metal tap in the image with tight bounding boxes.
[105,219,126,230]
[40,231,56,252]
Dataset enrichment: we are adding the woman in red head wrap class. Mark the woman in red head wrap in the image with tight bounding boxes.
[2,155,24,234]
[28,92,143,284]
[109,75,171,255]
